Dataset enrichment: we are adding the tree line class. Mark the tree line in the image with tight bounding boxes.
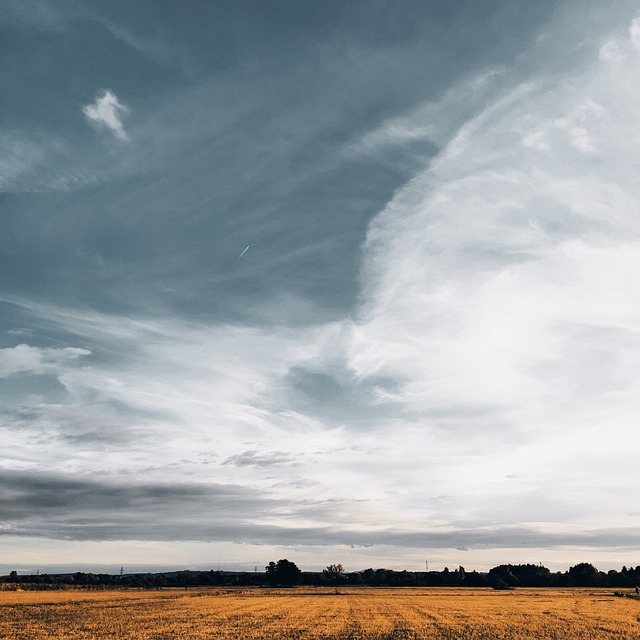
[2,561,639,590]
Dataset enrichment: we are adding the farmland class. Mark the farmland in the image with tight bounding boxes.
[0,587,638,639]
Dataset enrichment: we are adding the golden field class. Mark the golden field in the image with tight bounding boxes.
[0,587,638,639]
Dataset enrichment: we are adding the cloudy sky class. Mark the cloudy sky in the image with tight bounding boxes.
[2,0,640,574]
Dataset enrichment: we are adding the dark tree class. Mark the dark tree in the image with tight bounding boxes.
[346,572,364,585]
[487,565,519,588]
[568,562,600,586]
[323,564,345,584]
[265,561,278,585]
[266,559,301,586]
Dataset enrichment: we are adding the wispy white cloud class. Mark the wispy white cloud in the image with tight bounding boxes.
[0,0,75,32]
[630,16,640,51]
[83,89,130,141]
[0,133,46,191]
[346,66,508,160]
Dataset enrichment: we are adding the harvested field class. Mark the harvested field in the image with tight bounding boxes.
[0,587,638,639]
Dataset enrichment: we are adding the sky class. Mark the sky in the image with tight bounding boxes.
[1,0,640,574]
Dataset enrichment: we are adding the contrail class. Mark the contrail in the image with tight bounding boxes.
[237,245,250,260]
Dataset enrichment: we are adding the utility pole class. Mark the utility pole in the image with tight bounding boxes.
[425,560,428,572]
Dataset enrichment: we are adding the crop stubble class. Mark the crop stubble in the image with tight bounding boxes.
[0,587,638,639]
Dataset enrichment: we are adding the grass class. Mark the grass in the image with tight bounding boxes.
[0,587,638,639]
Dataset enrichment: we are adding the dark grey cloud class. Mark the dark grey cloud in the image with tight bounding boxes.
[0,470,636,552]
[0,471,279,541]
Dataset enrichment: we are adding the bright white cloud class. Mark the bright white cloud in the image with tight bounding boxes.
[0,343,90,378]
[346,13,640,535]
[82,89,129,141]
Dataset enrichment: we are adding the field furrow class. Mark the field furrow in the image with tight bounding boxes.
[0,588,638,639]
